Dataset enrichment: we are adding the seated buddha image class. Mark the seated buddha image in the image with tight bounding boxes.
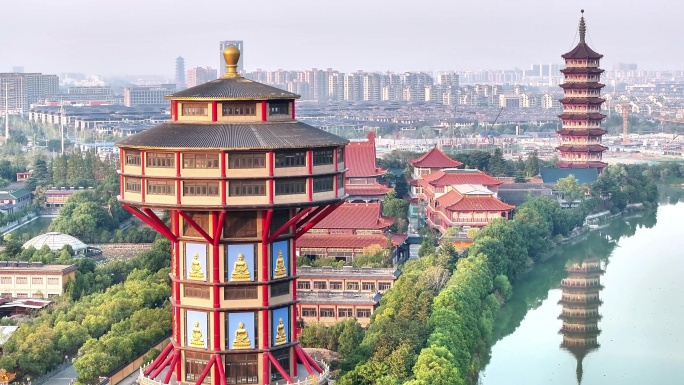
[189,253,205,280]
[231,253,251,281]
[189,321,204,348]
[274,250,287,279]
[232,321,252,349]
[275,317,287,345]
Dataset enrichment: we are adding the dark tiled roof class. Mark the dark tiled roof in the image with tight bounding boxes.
[559,82,605,89]
[116,121,348,150]
[559,97,605,104]
[498,186,554,207]
[556,144,607,152]
[409,147,462,168]
[541,167,599,185]
[560,67,605,74]
[561,42,603,60]
[556,161,607,170]
[556,129,606,136]
[168,77,299,101]
[557,113,606,120]
[345,184,392,197]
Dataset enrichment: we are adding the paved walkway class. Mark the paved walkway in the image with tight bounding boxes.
[44,365,77,385]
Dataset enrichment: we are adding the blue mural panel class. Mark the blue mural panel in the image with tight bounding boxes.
[227,244,256,282]
[185,243,207,281]
[186,310,208,349]
[272,307,290,346]
[271,240,289,279]
[227,312,256,350]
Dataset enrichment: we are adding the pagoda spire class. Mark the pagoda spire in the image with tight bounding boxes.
[579,9,586,43]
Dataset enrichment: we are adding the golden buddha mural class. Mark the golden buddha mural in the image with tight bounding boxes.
[275,317,287,345]
[272,240,289,279]
[186,243,207,281]
[189,321,205,348]
[274,250,287,279]
[232,321,252,349]
[231,253,251,281]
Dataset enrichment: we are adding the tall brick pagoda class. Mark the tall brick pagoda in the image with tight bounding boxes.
[117,46,345,385]
[556,10,607,171]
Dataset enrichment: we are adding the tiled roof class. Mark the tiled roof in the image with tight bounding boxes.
[422,169,503,187]
[556,129,606,136]
[559,97,605,104]
[116,121,348,150]
[555,161,607,169]
[389,233,408,246]
[168,76,299,101]
[562,42,603,60]
[314,202,394,230]
[409,147,462,168]
[436,190,514,211]
[297,234,391,249]
[557,113,606,120]
[559,82,605,90]
[344,132,386,178]
[560,67,605,74]
[556,145,608,152]
[345,184,392,197]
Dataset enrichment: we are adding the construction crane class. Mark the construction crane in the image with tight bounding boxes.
[621,103,630,145]
[482,106,504,143]
[654,117,684,151]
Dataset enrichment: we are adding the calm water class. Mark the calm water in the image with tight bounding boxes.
[8,217,53,240]
[480,200,684,385]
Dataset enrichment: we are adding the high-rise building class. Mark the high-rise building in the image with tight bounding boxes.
[11,67,23,74]
[556,10,607,171]
[0,73,58,114]
[117,46,343,385]
[123,84,176,107]
[219,40,244,76]
[559,257,604,384]
[175,57,186,89]
[186,67,218,88]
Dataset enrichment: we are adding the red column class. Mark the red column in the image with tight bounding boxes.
[334,175,338,199]
[211,101,218,122]
[120,177,125,200]
[175,152,181,177]
[141,178,146,203]
[333,148,338,172]
[172,101,178,121]
[176,180,181,205]
[261,101,267,122]
[291,100,295,119]
[268,151,274,177]
[140,150,146,176]
[171,210,182,381]
[268,180,274,205]
[260,211,272,384]
[307,150,313,175]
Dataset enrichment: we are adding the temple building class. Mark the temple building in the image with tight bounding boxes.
[296,202,408,264]
[556,10,607,172]
[343,132,390,202]
[558,256,604,384]
[117,46,344,385]
[407,146,463,199]
[295,266,400,327]
[416,168,513,233]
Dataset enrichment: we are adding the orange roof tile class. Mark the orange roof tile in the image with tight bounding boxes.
[314,202,395,230]
[422,169,503,187]
[345,183,392,197]
[443,196,514,211]
[410,147,462,168]
[297,234,391,249]
[344,132,386,178]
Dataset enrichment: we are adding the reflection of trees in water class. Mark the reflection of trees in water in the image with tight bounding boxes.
[484,208,658,372]
[658,186,684,206]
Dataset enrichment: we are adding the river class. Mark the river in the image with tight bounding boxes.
[480,197,684,385]
[7,217,53,240]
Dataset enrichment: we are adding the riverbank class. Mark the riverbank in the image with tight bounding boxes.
[480,203,676,385]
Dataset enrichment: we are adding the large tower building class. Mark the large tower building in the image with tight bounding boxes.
[556,10,607,171]
[558,257,604,384]
[219,41,244,76]
[176,57,187,89]
[118,47,346,385]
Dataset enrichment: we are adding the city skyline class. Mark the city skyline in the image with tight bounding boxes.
[1,0,682,76]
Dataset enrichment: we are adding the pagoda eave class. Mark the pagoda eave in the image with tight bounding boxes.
[556,129,606,136]
[556,145,608,152]
[559,97,605,105]
[556,161,607,169]
[558,113,606,120]
[119,196,348,211]
[559,82,605,89]
[560,67,605,74]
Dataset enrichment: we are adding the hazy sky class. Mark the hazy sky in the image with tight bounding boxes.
[1,0,681,76]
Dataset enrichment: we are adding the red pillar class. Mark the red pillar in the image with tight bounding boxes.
[211,101,218,122]
[261,101,267,122]
[291,100,295,119]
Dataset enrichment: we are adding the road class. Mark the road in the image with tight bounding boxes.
[44,365,76,385]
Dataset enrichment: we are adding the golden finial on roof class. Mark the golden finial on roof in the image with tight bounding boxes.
[0,369,16,384]
[223,45,241,78]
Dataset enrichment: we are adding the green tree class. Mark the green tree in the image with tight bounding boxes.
[555,175,585,204]
[524,150,540,177]
[413,346,463,385]
[488,148,506,176]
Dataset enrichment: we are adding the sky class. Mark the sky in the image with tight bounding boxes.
[1,0,681,77]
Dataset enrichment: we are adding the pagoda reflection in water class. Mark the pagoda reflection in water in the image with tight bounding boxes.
[558,256,605,384]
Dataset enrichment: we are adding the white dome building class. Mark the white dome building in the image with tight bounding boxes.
[22,232,88,255]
